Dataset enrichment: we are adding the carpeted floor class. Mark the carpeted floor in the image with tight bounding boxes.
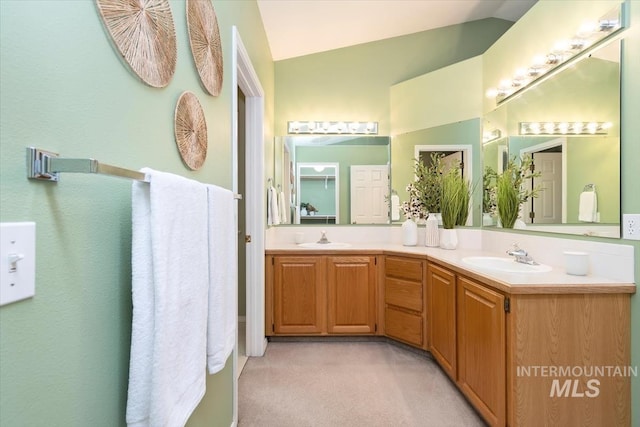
[238,341,486,426]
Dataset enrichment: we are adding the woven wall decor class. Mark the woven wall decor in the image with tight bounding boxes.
[174,91,208,170]
[96,0,177,88]
[186,0,223,96]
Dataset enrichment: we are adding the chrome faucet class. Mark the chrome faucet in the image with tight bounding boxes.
[317,230,330,244]
[506,243,538,265]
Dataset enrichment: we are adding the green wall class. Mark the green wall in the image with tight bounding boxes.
[391,119,483,226]
[274,18,513,136]
[296,145,389,224]
[0,1,274,426]
[622,2,640,423]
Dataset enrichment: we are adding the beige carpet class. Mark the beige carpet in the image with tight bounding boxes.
[238,341,486,427]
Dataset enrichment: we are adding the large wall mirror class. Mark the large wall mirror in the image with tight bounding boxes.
[274,135,391,225]
[483,39,621,238]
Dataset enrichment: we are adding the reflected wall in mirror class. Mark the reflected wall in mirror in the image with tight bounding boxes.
[274,135,390,225]
[391,118,483,227]
[482,40,620,238]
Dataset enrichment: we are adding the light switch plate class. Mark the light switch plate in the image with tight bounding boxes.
[623,214,640,240]
[1,222,36,306]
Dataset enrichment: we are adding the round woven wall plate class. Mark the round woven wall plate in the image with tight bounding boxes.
[96,0,177,88]
[186,0,223,96]
[174,91,208,170]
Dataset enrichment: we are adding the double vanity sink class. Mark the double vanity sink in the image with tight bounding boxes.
[266,237,634,426]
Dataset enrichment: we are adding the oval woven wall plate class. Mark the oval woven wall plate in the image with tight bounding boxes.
[96,0,177,88]
[174,91,208,170]
[186,0,223,96]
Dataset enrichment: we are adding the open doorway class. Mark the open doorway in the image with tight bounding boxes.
[232,26,266,424]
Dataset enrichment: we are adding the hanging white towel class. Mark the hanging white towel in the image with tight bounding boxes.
[268,186,280,225]
[391,194,400,221]
[127,169,208,427]
[206,184,237,374]
[278,191,288,224]
[578,191,598,222]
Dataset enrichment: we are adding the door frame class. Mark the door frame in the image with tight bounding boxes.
[232,26,267,425]
[520,137,567,223]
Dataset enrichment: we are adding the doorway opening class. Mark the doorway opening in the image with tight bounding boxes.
[520,137,567,224]
[414,144,474,225]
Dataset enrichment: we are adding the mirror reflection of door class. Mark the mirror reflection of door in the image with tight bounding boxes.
[521,138,565,224]
[350,165,389,224]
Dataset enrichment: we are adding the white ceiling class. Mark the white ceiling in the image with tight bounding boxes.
[257,0,538,61]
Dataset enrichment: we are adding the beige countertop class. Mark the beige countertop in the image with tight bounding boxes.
[265,243,636,295]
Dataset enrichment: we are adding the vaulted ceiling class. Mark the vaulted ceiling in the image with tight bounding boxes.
[257,0,538,60]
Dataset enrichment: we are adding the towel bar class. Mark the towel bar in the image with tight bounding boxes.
[26,147,242,199]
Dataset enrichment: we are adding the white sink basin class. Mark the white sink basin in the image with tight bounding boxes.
[297,242,352,249]
[462,256,552,273]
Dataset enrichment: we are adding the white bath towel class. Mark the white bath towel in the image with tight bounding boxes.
[578,190,598,222]
[127,168,208,427]
[278,191,288,224]
[391,194,400,221]
[206,184,237,374]
[267,186,280,225]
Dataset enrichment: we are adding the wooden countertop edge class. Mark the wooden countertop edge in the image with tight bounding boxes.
[265,248,636,295]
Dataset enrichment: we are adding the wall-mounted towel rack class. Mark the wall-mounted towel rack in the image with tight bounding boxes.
[583,183,596,192]
[26,147,242,199]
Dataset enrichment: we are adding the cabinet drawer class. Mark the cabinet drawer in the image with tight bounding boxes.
[385,307,423,346]
[385,256,423,282]
[385,277,422,312]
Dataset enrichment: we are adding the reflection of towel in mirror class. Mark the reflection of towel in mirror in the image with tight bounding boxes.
[267,186,280,225]
[578,191,598,222]
[278,191,288,224]
[391,194,400,221]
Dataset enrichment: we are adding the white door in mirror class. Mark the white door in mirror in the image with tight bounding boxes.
[1,222,36,306]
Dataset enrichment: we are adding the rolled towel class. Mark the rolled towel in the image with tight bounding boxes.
[578,191,597,222]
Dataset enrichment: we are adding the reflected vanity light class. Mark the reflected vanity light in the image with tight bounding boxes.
[486,6,625,104]
[288,121,378,135]
[483,129,502,144]
[519,121,612,135]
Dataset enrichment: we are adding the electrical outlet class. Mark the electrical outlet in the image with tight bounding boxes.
[623,214,640,240]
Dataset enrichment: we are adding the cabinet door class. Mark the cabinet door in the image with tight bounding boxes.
[457,276,506,427]
[273,256,326,334]
[327,256,376,334]
[427,263,457,380]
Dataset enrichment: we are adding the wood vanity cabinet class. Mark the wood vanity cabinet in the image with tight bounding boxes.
[267,254,377,336]
[271,255,326,334]
[456,276,506,427]
[327,256,377,334]
[426,261,631,427]
[383,256,427,349]
[426,263,457,380]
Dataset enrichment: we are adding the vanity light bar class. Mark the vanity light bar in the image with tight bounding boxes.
[486,6,624,104]
[519,121,612,136]
[288,121,378,135]
[482,129,502,144]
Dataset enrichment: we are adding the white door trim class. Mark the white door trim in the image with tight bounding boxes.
[232,26,267,426]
